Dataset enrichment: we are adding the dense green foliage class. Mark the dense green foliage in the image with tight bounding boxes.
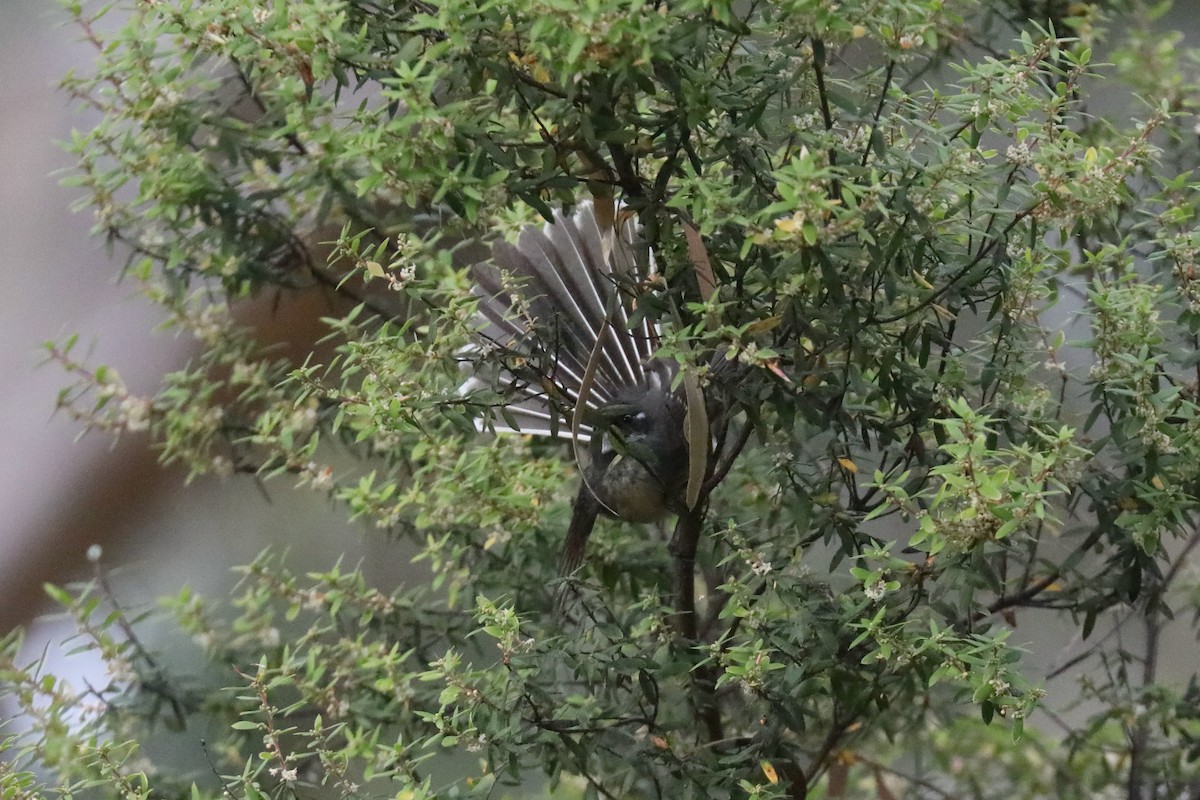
[6,0,1200,798]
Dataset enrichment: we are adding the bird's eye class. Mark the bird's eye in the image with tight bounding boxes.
[619,410,648,430]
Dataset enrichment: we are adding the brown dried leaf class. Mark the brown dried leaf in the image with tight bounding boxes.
[683,222,717,301]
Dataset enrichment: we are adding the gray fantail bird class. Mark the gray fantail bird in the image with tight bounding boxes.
[461,201,693,581]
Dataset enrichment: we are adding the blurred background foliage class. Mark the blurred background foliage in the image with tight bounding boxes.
[5,0,1200,797]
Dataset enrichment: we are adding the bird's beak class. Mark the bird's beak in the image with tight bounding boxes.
[583,403,638,428]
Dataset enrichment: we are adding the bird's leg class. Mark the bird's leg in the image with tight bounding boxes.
[554,482,602,612]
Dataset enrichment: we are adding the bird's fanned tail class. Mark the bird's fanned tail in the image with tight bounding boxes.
[463,202,672,439]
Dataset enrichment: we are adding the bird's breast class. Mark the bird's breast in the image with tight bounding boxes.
[594,455,672,523]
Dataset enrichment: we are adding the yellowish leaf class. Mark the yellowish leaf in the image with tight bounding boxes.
[682,372,709,510]
[745,315,783,336]
[760,760,779,784]
[838,457,858,474]
[931,302,955,320]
